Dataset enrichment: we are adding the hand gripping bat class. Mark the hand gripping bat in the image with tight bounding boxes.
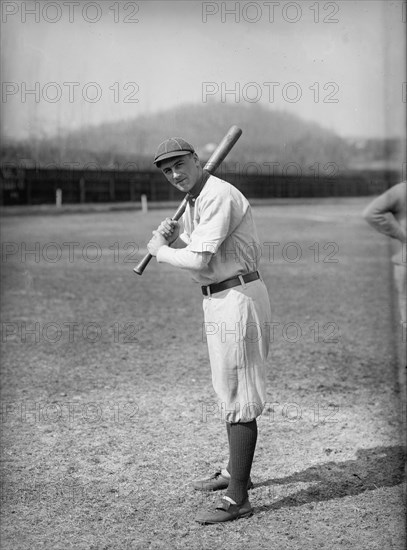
[133,125,243,275]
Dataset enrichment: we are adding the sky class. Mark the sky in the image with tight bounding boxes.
[1,0,406,141]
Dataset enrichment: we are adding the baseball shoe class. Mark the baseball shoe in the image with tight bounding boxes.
[195,496,253,524]
[192,469,253,491]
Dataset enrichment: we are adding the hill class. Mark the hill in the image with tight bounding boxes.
[2,102,355,169]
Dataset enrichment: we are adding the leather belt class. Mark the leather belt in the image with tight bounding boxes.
[201,271,260,297]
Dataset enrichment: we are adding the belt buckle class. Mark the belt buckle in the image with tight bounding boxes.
[238,274,246,289]
[204,284,211,298]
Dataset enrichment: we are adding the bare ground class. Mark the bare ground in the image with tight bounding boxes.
[0,198,405,550]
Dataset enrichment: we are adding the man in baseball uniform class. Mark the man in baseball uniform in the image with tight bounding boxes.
[147,137,272,524]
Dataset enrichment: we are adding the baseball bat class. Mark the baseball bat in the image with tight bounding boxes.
[133,125,242,275]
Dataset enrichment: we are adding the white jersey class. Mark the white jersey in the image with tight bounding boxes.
[180,175,261,285]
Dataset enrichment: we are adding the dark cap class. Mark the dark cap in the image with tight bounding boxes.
[154,137,195,166]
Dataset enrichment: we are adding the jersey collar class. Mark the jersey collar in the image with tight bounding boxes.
[188,171,210,205]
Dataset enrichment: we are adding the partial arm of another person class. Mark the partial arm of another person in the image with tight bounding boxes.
[362,183,407,243]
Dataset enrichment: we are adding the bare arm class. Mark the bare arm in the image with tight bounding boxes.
[362,183,407,243]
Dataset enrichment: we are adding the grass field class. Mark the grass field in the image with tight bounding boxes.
[1,198,405,550]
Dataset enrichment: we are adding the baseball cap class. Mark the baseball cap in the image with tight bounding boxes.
[153,137,195,166]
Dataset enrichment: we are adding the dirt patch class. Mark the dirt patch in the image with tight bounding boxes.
[1,198,405,549]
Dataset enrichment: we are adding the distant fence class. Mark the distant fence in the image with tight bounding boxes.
[0,166,402,206]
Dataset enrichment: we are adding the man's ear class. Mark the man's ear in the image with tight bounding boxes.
[192,152,200,166]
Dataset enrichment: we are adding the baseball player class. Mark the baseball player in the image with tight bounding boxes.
[362,181,406,325]
[147,137,272,524]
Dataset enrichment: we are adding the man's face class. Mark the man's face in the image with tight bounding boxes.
[159,153,201,193]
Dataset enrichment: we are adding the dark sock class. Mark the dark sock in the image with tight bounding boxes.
[226,422,231,475]
[225,419,257,505]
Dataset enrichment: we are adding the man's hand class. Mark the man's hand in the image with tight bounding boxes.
[147,231,168,257]
[156,218,180,245]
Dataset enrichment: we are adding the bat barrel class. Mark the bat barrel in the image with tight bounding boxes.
[204,125,242,174]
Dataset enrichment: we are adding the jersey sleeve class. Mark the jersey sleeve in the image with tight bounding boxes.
[156,245,210,271]
[185,188,247,254]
